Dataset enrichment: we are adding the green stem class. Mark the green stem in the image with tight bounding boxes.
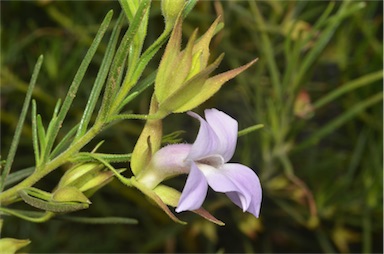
[0,123,103,205]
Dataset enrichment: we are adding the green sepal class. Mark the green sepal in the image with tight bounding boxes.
[80,169,125,197]
[155,16,183,103]
[0,238,31,254]
[130,95,162,176]
[57,163,104,189]
[157,53,224,114]
[52,186,90,204]
[173,58,258,113]
[131,178,186,224]
[153,185,225,226]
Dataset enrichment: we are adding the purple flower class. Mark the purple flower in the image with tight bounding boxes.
[175,109,262,218]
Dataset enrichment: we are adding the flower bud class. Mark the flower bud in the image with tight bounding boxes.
[58,163,103,189]
[161,0,185,29]
[52,186,91,204]
[80,170,121,196]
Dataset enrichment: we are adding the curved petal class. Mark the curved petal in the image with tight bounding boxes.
[176,162,208,212]
[200,162,262,217]
[198,163,251,209]
[222,163,262,218]
[187,111,220,160]
[204,109,238,162]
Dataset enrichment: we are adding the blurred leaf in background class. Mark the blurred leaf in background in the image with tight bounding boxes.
[1,0,382,253]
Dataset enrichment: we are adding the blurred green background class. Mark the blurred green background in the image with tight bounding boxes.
[1,0,383,253]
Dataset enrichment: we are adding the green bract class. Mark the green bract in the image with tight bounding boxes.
[154,16,257,117]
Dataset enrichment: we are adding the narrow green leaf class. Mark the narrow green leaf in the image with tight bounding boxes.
[345,130,368,182]
[19,188,89,213]
[4,167,35,188]
[31,100,40,165]
[42,100,62,164]
[58,216,138,224]
[99,0,151,120]
[294,93,383,152]
[293,2,366,91]
[118,0,136,21]
[249,1,281,99]
[0,55,43,192]
[182,0,198,18]
[238,124,264,137]
[44,10,113,160]
[75,12,125,141]
[36,114,46,156]
[313,70,383,109]
[300,1,335,49]
[122,0,150,87]
[52,98,62,118]
[20,187,52,200]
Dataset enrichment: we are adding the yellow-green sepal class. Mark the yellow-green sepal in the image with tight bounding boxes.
[0,238,31,254]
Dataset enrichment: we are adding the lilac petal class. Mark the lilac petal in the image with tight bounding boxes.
[222,163,262,218]
[198,163,251,209]
[187,111,220,160]
[204,109,238,162]
[151,144,192,175]
[201,162,262,218]
[176,162,208,212]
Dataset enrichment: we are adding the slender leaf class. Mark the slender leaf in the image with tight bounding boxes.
[121,0,150,87]
[0,55,43,192]
[31,100,40,165]
[238,124,265,137]
[36,114,46,157]
[294,93,383,151]
[99,0,151,120]
[313,70,383,109]
[293,2,366,91]
[19,188,90,213]
[43,10,113,162]
[249,0,281,99]
[42,99,62,163]
[182,0,198,18]
[75,12,125,141]
[4,167,35,188]
[58,216,138,224]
